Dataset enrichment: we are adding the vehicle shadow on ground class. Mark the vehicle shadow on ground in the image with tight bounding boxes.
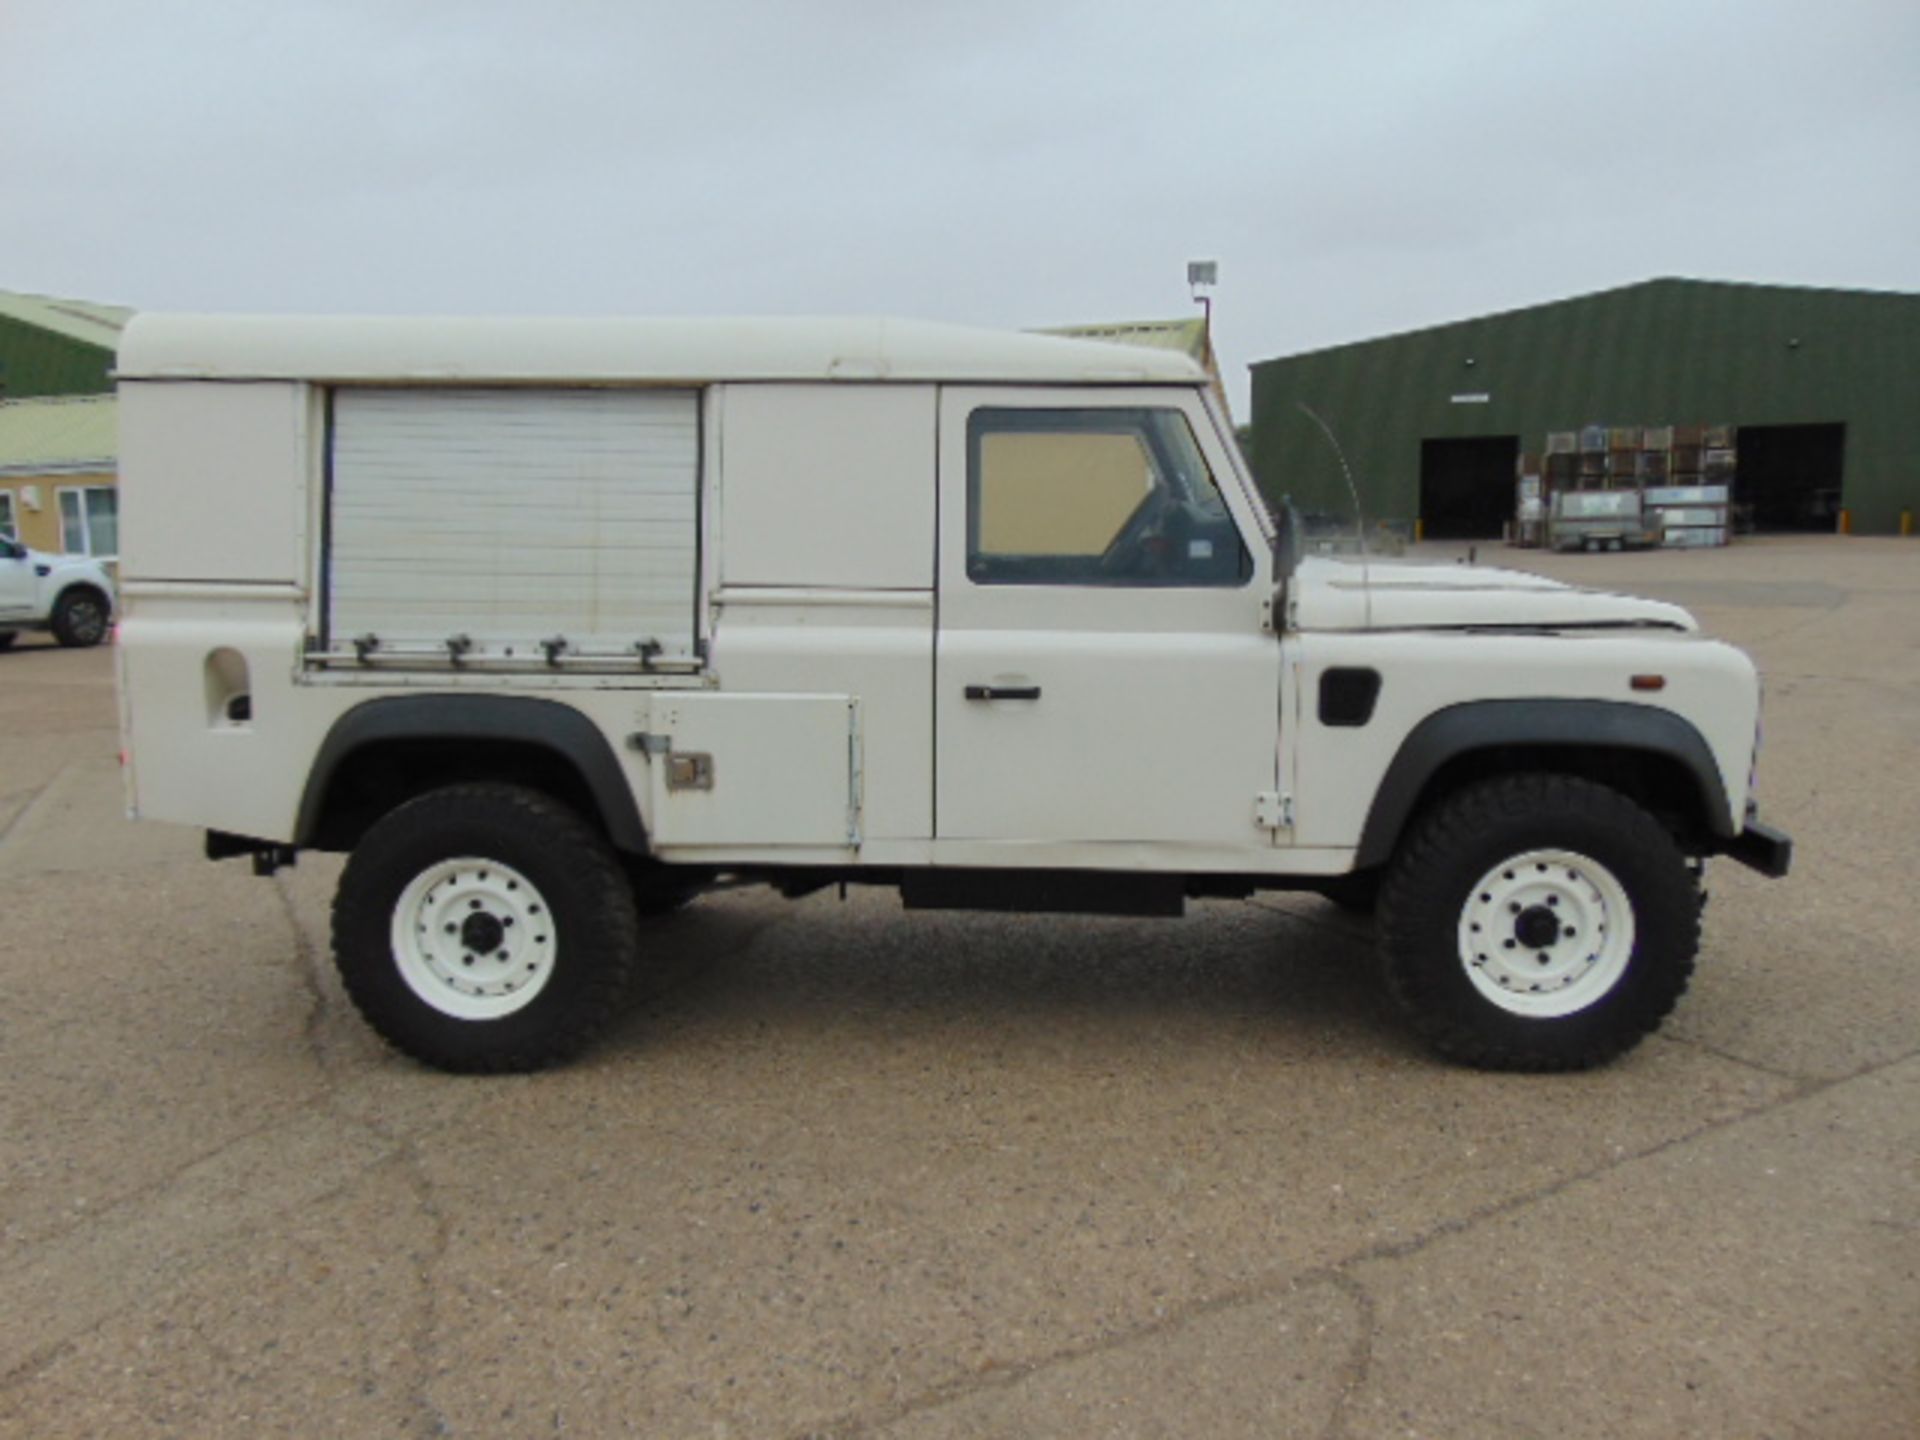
[600,891,1403,1062]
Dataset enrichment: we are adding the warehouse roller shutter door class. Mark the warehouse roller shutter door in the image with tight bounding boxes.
[1734,423,1845,533]
[326,387,700,659]
[1419,435,1519,541]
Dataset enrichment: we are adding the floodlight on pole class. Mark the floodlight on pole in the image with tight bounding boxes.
[1187,260,1218,340]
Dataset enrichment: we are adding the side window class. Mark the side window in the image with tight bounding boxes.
[58,485,119,558]
[967,407,1250,587]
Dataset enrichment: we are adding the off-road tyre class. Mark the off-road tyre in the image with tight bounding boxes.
[1377,773,1699,1071]
[332,783,640,1073]
[49,587,110,647]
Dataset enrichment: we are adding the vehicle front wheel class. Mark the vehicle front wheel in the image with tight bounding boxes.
[332,783,640,1072]
[0,631,16,651]
[1377,774,1700,1071]
[50,588,110,647]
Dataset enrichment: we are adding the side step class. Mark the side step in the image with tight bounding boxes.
[900,868,1184,918]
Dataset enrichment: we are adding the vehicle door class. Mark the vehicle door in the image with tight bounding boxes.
[0,539,37,621]
[934,387,1280,849]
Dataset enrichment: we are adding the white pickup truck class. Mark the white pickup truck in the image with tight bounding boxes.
[0,538,115,649]
[114,315,1790,1074]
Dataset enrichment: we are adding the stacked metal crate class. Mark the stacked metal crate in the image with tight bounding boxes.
[1514,450,1546,547]
[1608,427,1640,487]
[1579,425,1609,486]
[1529,422,1734,550]
[1543,425,1656,550]
[1645,422,1732,547]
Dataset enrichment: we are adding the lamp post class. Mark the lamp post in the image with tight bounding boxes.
[1187,260,1218,342]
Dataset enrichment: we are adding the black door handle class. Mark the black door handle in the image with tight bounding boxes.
[964,685,1042,701]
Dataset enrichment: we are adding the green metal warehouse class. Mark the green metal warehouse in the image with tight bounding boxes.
[0,291,126,399]
[1249,278,1918,538]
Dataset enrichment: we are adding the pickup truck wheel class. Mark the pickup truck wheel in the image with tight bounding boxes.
[49,588,110,647]
[1378,774,1699,1071]
[332,783,639,1073]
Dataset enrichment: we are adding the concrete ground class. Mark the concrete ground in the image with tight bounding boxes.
[0,535,1913,1438]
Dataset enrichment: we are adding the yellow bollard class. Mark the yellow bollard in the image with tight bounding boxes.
[1414,517,1425,543]
[1837,509,1852,535]
[1902,509,1914,537]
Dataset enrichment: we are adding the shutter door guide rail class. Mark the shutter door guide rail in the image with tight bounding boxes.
[305,636,704,674]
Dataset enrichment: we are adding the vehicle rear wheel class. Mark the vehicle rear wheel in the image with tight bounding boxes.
[50,588,110,647]
[332,783,639,1072]
[1377,774,1699,1071]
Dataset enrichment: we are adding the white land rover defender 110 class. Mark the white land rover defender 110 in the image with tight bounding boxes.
[114,315,1791,1074]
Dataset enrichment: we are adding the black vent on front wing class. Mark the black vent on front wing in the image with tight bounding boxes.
[1319,668,1382,727]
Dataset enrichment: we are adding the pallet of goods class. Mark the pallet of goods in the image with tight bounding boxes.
[1526,421,1735,549]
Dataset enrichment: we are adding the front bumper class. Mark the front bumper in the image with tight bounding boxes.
[1721,817,1793,878]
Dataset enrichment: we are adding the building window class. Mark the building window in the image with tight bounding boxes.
[58,486,118,558]
[966,407,1250,587]
[0,492,14,542]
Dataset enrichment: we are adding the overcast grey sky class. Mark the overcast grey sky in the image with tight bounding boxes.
[5,0,1916,414]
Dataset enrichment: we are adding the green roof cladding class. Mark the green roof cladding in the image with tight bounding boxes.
[0,291,131,399]
[1249,278,1919,534]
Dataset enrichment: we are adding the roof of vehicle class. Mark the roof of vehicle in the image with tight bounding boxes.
[1038,316,1211,359]
[117,314,1208,386]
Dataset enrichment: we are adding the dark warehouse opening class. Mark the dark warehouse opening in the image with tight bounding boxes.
[1419,435,1520,540]
[1735,424,1846,532]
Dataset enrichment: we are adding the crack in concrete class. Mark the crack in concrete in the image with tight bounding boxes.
[0,1102,322,1264]
[1319,1270,1377,1440]
[0,767,63,850]
[0,1149,408,1391]
[1655,1030,1812,1085]
[799,1272,1358,1440]
[268,875,456,1440]
[810,1046,1918,1438]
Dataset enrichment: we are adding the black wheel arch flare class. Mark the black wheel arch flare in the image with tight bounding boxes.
[1354,699,1734,870]
[295,695,648,854]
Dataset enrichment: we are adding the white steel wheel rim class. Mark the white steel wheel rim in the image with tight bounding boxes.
[1456,848,1635,1018]
[390,857,558,1020]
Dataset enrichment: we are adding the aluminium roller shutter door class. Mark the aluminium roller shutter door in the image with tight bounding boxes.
[327,387,699,659]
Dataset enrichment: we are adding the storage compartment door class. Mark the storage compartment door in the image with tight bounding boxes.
[645,693,858,850]
[327,387,699,659]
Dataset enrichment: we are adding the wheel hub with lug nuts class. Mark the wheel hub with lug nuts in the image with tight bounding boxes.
[389,857,558,1020]
[1456,848,1636,1018]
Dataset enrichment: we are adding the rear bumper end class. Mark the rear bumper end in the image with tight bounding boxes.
[207,829,299,877]
[1721,816,1793,878]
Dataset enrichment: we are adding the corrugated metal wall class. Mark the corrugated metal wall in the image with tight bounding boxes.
[0,318,116,398]
[1250,279,1919,534]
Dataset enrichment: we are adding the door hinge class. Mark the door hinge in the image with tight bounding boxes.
[1255,791,1293,830]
